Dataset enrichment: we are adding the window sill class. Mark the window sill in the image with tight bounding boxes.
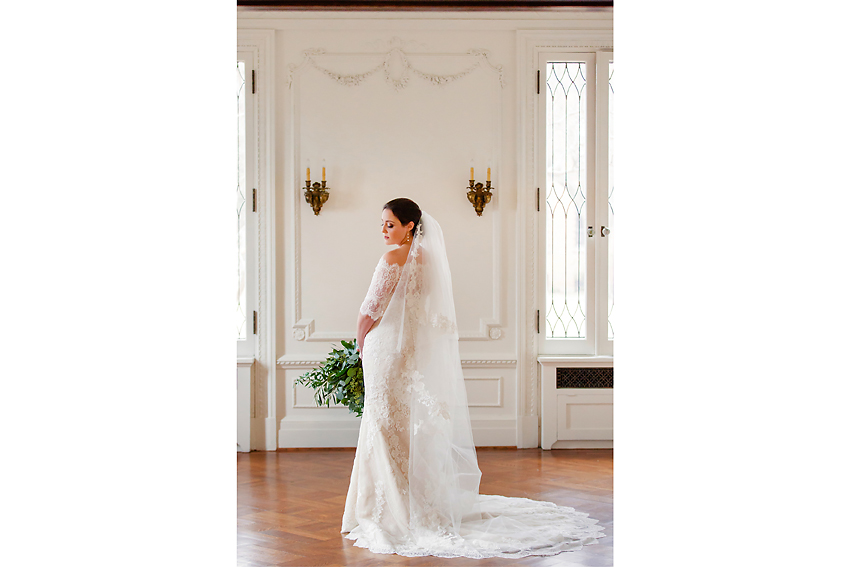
[538,355,613,366]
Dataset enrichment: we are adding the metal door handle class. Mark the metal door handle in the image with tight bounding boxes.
[601,226,610,237]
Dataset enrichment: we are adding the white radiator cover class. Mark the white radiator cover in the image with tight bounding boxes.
[539,356,614,450]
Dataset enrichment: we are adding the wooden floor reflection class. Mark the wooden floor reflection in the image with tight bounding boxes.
[237,448,613,566]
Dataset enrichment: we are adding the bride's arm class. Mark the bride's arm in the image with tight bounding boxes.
[357,254,399,355]
[355,313,377,355]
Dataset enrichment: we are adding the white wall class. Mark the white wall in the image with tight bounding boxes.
[237,8,613,448]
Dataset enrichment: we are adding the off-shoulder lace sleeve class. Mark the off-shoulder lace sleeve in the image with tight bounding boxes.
[359,257,403,320]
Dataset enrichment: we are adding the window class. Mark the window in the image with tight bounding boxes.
[236,53,257,359]
[237,61,248,341]
[538,51,613,356]
[606,59,614,341]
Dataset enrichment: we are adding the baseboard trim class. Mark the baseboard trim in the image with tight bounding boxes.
[550,440,613,449]
[278,419,361,448]
[275,446,356,452]
[272,446,522,451]
[517,414,539,448]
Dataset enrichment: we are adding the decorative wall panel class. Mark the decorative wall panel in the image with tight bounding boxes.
[288,38,505,343]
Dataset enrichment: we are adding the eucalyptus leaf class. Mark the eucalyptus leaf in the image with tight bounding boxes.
[293,340,365,417]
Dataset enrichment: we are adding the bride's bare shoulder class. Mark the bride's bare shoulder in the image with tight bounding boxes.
[381,247,407,267]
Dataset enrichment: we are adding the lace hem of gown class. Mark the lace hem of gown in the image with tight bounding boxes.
[344,213,605,560]
[341,494,604,559]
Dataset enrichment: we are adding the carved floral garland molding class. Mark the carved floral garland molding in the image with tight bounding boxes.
[286,41,505,91]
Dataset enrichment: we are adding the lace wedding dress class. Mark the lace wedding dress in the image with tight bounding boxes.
[341,212,604,559]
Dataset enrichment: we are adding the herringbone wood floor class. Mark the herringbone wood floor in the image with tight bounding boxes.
[237,448,613,566]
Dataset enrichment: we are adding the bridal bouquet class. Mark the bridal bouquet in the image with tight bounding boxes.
[294,340,365,417]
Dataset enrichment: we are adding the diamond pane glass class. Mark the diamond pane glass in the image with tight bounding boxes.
[608,61,614,340]
[237,62,247,341]
[545,62,587,339]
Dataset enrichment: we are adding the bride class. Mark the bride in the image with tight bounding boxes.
[341,198,604,559]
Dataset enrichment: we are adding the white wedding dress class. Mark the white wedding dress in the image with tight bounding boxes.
[341,212,604,559]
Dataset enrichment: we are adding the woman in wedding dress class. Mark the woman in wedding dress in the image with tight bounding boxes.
[341,198,604,559]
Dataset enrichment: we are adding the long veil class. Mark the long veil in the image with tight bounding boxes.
[375,211,603,558]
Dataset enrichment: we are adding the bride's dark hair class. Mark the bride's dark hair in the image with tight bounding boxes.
[383,198,422,235]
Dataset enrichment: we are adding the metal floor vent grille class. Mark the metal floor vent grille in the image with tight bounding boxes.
[556,367,613,388]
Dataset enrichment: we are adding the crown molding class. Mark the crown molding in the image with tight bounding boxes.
[238,1,613,10]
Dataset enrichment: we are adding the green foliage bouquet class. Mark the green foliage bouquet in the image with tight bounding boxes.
[294,340,365,417]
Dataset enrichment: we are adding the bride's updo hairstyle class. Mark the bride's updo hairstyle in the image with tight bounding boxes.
[383,198,422,237]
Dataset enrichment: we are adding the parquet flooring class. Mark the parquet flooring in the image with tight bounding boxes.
[237,448,613,566]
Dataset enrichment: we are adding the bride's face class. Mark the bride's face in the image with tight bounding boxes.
[381,209,413,246]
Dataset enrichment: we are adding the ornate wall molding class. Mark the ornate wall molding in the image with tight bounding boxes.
[278,360,325,367]
[289,36,506,343]
[463,376,503,408]
[460,359,517,368]
[278,356,516,368]
[286,37,506,90]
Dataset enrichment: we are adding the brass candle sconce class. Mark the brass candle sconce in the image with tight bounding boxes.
[304,160,329,216]
[467,165,493,216]
[304,180,329,216]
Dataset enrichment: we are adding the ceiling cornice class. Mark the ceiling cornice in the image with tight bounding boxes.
[237,1,613,10]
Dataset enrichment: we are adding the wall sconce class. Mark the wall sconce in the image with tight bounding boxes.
[467,164,493,217]
[304,159,329,216]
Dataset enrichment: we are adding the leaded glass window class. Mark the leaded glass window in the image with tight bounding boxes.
[607,61,614,340]
[545,62,587,339]
[236,62,247,340]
